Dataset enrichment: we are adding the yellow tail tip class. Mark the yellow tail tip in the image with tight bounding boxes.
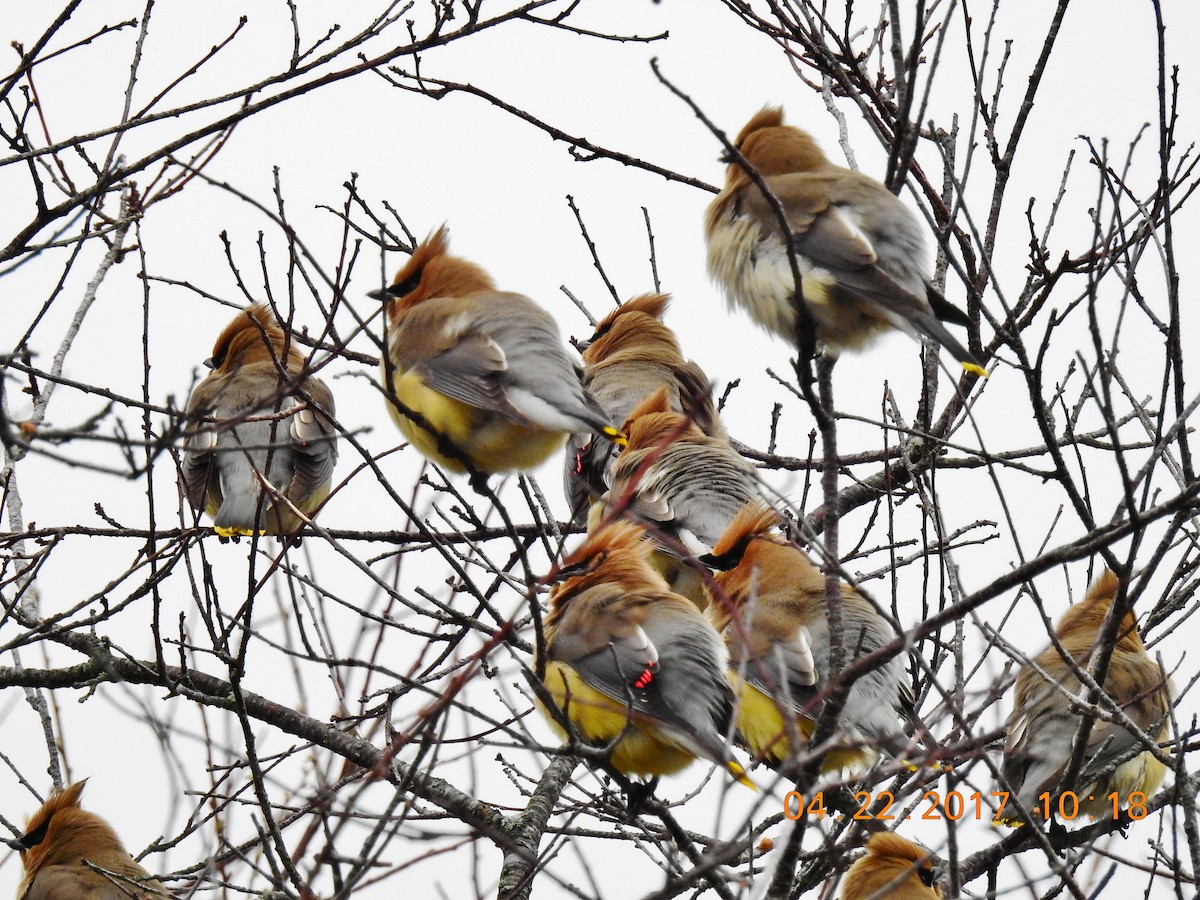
[729,762,757,791]
[604,427,628,448]
[962,362,989,378]
[214,525,262,538]
[993,816,1023,828]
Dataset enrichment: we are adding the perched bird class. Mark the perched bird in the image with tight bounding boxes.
[540,519,752,786]
[370,227,623,477]
[17,781,169,899]
[706,503,909,771]
[1002,569,1172,822]
[599,388,760,607]
[840,833,941,900]
[181,303,337,538]
[704,106,984,375]
[565,292,723,520]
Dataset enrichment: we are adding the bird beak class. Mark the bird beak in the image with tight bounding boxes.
[718,150,733,164]
[367,287,390,302]
[570,335,592,353]
[203,357,215,370]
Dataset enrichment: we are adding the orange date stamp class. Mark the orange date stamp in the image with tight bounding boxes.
[783,790,1150,821]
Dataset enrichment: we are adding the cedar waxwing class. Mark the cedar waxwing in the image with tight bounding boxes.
[181,303,337,538]
[840,833,941,900]
[704,106,985,376]
[540,519,752,787]
[1001,569,1172,822]
[707,503,909,771]
[17,781,169,899]
[565,292,724,519]
[599,387,760,608]
[369,227,623,476]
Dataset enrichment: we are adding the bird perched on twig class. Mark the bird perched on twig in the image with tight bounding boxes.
[704,106,984,376]
[181,302,337,539]
[706,503,910,772]
[565,292,723,521]
[598,387,760,607]
[1001,569,1172,823]
[840,832,941,899]
[17,781,170,899]
[370,227,623,481]
[540,519,752,787]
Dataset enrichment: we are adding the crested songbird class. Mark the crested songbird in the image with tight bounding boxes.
[599,387,760,607]
[565,292,723,520]
[840,832,941,900]
[540,519,752,787]
[181,303,337,538]
[704,106,984,376]
[1001,569,1172,823]
[17,781,169,899]
[370,227,623,477]
[706,503,910,771]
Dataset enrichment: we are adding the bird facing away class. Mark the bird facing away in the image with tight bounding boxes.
[565,292,724,520]
[181,303,337,538]
[18,781,169,899]
[704,106,984,376]
[540,519,752,787]
[706,503,909,771]
[598,387,760,608]
[1001,569,1172,822]
[840,832,941,900]
[370,227,623,476]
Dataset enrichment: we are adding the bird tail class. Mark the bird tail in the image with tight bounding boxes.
[909,308,987,377]
[727,759,757,791]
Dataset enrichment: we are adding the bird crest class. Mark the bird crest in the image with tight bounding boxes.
[1057,568,1144,653]
[620,387,701,448]
[548,520,657,599]
[19,781,88,848]
[708,501,780,562]
[735,105,784,146]
[208,302,293,374]
[583,294,679,365]
[382,225,495,315]
[865,831,934,865]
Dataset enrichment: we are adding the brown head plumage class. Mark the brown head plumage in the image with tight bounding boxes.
[1055,569,1144,655]
[582,293,679,365]
[379,226,495,318]
[841,832,940,899]
[18,781,164,898]
[727,106,829,181]
[206,303,301,376]
[547,520,662,604]
[709,501,781,558]
[621,387,704,449]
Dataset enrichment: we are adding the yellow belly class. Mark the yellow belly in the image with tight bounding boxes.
[386,367,565,473]
[735,679,872,772]
[540,661,697,777]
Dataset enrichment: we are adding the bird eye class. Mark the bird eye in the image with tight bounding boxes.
[386,270,424,298]
[17,819,50,851]
[918,866,936,887]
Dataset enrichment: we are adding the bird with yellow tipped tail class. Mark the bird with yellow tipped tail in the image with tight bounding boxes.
[706,502,910,772]
[1001,569,1172,823]
[182,303,337,539]
[370,226,623,476]
[540,519,753,787]
[705,106,985,376]
[566,292,724,520]
[599,387,761,608]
